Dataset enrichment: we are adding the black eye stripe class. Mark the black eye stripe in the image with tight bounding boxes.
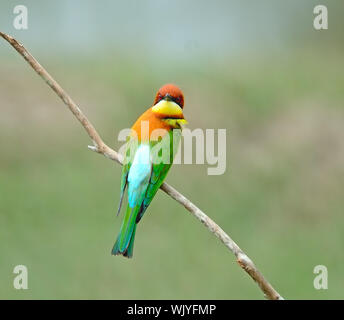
[157,94,183,108]
[170,96,180,104]
[174,97,183,108]
[162,116,182,120]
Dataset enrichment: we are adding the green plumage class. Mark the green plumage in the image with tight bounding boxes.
[112,129,181,258]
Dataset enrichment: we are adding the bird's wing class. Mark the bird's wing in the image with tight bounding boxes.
[117,135,138,216]
[136,130,181,222]
[135,162,171,223]
[114,143,152,254]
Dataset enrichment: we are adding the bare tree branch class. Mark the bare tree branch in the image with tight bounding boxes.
[0,32,284,300]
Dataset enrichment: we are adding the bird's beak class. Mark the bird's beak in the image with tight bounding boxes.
[163,94,173,101]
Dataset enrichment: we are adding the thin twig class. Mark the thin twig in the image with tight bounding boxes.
[0,32,284,300]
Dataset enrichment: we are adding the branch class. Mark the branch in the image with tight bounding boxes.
[0,32,284,300]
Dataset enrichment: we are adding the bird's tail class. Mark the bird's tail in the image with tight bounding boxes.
[112,206,137,258]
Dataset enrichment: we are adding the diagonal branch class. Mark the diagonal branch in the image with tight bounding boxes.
[0,32,284,300]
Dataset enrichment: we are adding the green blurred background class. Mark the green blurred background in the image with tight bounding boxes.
[0,0,343,299]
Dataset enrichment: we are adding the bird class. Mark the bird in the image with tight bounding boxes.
[112,84,187,258]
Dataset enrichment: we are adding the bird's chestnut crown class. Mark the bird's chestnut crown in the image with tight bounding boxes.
[153,84,184,108]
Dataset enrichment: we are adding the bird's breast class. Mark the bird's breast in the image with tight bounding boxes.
[131,108,174,142]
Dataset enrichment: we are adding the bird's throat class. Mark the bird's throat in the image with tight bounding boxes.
[152,100,183,117]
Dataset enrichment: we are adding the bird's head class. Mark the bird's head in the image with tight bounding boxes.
[152,84,187,127]
[154,84,184,109]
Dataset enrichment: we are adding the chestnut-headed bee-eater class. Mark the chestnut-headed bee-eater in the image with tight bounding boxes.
[112,84,187,258]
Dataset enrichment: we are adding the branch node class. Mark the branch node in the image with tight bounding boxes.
[88,145,98,152]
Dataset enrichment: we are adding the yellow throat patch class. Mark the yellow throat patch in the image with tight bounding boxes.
[152,100,183,117]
